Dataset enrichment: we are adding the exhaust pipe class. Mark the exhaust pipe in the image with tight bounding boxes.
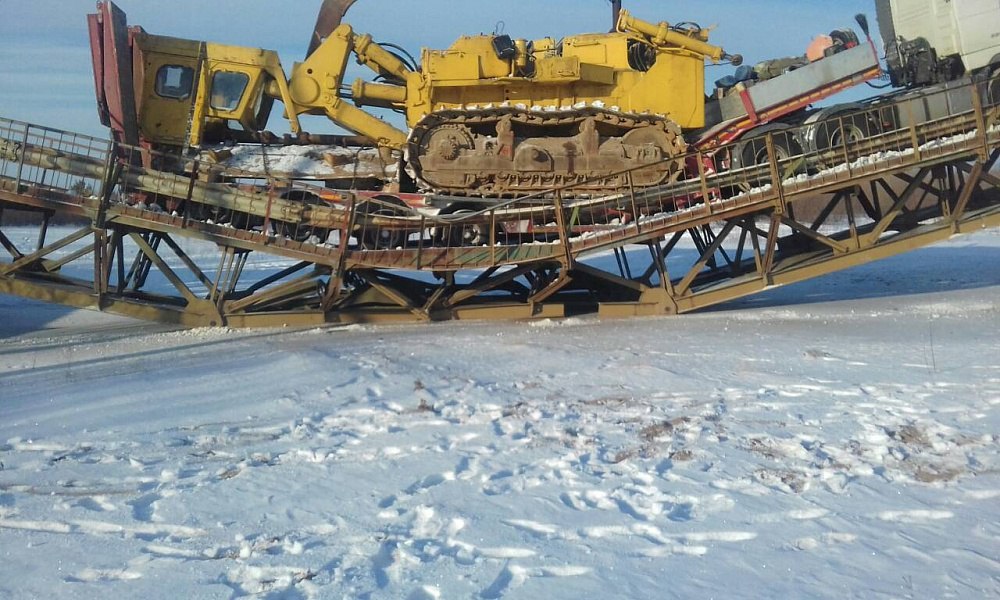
[855,13,871,40]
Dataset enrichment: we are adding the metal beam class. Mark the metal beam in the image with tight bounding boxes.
[1,77,998,328]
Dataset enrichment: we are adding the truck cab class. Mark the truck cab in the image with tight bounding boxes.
[877,0,1000,87]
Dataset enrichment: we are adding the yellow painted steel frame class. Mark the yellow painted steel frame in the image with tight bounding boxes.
[289,24,412,148]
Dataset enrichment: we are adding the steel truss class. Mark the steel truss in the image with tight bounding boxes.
[1,76,999,327]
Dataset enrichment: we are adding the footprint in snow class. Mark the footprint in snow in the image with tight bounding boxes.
[666,501,695,522]
[73,496,116,513]
[407,586,442,600]
[454,455,478,479]
[65,568,142,583]
[480,564,527,599]
[481,564,591,599]
[790,532,858,551]
[128,492,163,523]
[404,472,454,496]
[372,540,401,589]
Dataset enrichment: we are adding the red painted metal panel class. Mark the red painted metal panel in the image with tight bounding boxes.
[97,1,139,146]
[87,13,110,128]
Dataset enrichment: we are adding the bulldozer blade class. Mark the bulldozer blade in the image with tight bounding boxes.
[308,0,358,57]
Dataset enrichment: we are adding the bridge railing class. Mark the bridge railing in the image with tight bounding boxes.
[2,71,997,270]
[0,119,111,209]
[474,69,1000,261]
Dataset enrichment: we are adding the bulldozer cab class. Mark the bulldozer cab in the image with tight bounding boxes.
[133,32,283,147]
[133,35,200,146]
[90,1,292,151]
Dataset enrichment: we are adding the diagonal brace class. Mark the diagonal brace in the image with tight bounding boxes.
[0,226,92,276]
[129,232,199,304]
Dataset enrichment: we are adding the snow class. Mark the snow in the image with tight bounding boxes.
[216,144,396,179]
[1,229,999,598]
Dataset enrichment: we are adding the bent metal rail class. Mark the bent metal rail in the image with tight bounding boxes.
[0,76,998,327]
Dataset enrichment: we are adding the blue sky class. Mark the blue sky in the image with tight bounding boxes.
[0,0,884,138]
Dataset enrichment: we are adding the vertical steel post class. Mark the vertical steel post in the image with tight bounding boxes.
[906,101,921,161]
[490,208,497,266]
[322,195,356,312]
[553,190,573,267]
[415,215,425,270]
[764,132,786,216]
[696,151,712,216]
[626,171,640,235]
[761,213,781,284]
[14,124,29,192]
[36,213,50,251]
[182,158,200,228]
[93,229,106,296]
[747,215,764,273]
[971,77,990,160]
[844,188,859,251]
[840,115,853,179]
[96,142,119,229]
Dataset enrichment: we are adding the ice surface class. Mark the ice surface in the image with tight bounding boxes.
[0,229,998,598]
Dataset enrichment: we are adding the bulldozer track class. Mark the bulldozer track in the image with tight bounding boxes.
[1,76,998,328]
[408,106,685,196]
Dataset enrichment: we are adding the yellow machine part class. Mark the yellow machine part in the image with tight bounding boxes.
[129,8,732,157]
[287,24,411,147]
[423,36,512,81]
[133,34,201,145]
[132,32,296,147]
[410,32,706,129]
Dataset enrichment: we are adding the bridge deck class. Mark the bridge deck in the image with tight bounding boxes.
[1,77,998,326]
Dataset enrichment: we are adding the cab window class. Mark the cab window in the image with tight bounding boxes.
[154,65,194,99]
[210,71,250,111]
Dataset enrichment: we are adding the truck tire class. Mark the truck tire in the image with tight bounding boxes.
[356,195,408,250]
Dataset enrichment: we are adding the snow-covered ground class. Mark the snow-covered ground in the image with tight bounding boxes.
[1,229,998,599]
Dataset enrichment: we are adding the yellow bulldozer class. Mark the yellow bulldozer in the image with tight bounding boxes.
[89,0,741,196]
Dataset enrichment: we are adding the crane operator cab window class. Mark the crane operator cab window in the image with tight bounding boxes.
[210,71,250,112]
[154,65,194,100]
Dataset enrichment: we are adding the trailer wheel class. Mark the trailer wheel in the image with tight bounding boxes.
[356,195,407,250]
[732,126,804,188]
[805,109,881,167]
[433,205,498,247]
[278,190,329,244]
[737,130,802,167]
[986,65,1000,108]
[188,203,257,231]
[817,115,872,148]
